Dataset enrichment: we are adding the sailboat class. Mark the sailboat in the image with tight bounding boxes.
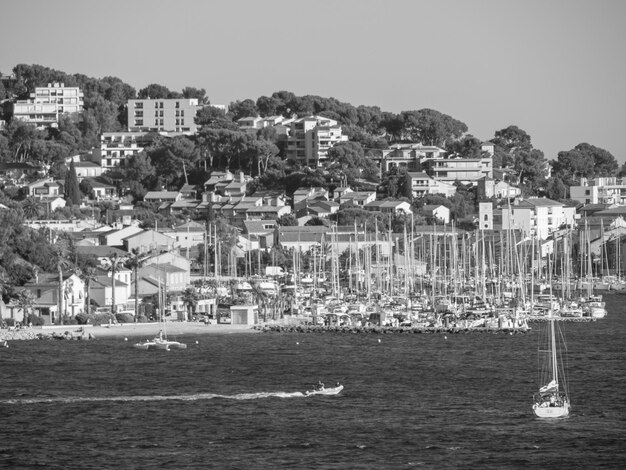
[134,266,186,351]
[532,311,570,418]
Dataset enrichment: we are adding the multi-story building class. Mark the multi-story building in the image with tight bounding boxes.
[12,82,84,127]
[127,98,202,133]
[96,132,157,171]
[286,116,348,166]
[570,177,626,205]
[430,156,493,184]
[490,197,576,239]
[380,143,447,173]
[407,172,457,198]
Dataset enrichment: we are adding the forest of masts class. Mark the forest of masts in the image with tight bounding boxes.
[198,220,620,304]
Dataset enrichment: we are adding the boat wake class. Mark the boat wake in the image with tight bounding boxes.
[1,390,313,405]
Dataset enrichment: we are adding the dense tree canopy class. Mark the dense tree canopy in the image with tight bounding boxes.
[553,143,618,184]
[326,142,380,185]
[446,135,486,159]
[228,99,258,121]
[138,83,181,99]
[0,63,622,226]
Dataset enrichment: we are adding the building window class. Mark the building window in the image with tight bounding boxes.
[175,102,180,108]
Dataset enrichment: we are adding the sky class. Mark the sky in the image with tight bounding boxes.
[2,0,625,163]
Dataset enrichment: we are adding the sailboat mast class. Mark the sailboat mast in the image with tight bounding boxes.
[550,315,559,389]
[548,250,558,390]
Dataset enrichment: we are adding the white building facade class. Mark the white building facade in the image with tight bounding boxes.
[498,198,576,239]
[286,116,348,167]
[127,98,202,133]
[570,177,626,205]
[13,82,84,127]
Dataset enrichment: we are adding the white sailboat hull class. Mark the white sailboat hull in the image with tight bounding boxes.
[133,339,187,351]
[533,401,570,418]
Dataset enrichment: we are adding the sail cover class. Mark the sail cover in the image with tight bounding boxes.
[539,379,558,393]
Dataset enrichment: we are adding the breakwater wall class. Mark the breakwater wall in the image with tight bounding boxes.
[528,317,597,323]
[255,324,530,335]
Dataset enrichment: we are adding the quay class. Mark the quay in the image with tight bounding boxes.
[255,324,530,335]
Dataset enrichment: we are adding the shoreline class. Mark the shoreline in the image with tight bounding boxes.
[0,321,259,341]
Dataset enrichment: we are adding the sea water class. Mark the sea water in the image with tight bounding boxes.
[1,297,625,469]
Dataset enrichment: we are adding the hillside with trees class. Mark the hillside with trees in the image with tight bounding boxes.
[0,63,621,298]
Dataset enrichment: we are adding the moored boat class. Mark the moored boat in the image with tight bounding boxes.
[133,330,187,351]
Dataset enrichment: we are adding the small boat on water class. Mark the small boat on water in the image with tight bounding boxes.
[134,330,187,351]
[304,383,343,396]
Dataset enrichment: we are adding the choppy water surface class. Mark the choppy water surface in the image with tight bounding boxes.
[1,298,625,469]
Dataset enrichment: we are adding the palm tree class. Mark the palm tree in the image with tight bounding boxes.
[125,249,141,320]
[0,268,12,325]
[53,235,73,325]
[106,253,123,315]
[80,266,97,315]
[181,286,199,321]
[251,282,269,323]
[22,197,42,221]
[15,289,35,324]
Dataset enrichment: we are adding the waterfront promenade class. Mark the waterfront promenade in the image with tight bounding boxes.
[0,321,258,341]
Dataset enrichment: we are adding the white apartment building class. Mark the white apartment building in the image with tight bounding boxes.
[96,131,158,171]
[430,156,493,184]
[12,82,84,127]
[127,98,202,133]
[286,116,348,167]
[407,172,457,198]
[496,198,576,239]
[570,177,626,205]
[380,143,447,172]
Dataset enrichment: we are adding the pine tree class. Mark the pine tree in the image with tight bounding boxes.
[64,160,82,206]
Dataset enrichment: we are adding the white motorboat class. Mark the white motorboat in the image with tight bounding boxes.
[304,384,343,396]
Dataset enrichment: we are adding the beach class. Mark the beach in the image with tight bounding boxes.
[0,321,259,341]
